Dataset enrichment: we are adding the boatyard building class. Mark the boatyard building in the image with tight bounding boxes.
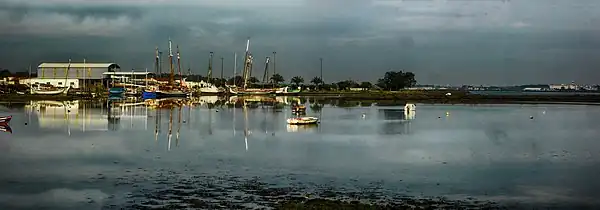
[21,62,120,88]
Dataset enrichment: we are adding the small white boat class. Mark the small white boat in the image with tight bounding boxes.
[32,87,70,95]
[286,116,319,125]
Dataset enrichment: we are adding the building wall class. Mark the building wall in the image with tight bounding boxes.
[37,63,120,80]
[549,84,578,90]
[38,67,111,80]
[21,78,80,88]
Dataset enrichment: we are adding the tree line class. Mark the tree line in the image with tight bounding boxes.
[153,70,417,91]
[0,68,417,91]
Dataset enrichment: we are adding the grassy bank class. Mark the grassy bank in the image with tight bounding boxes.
[2,90,600,104]
[296,90,600,104]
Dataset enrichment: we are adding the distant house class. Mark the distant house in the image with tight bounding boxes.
[349,87,368,91]
[522,87,544,91]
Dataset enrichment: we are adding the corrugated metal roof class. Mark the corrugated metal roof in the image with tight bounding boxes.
[38,63,119,68]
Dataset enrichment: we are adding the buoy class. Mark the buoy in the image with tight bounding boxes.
[530,116,534,119]
[362,113,366,118]
[446,112,450,116]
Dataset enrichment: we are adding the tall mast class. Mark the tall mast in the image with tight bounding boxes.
[233,52,237,85]
[28,64,32,94]
[83,58,86,90]
[155,46,159,74]
[65,58,71,87]
[207,52,214,81]
[168,38,174,86]
[220,57,224,81]
[177,45,182,82]
[262,57,270,83]
[242,37,251,89]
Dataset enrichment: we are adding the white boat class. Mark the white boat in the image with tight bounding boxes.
[199,84,221,94]
[286,116,319,125]
[31,87,70,95]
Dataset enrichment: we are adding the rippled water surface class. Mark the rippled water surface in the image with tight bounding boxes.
[1,99,599,209]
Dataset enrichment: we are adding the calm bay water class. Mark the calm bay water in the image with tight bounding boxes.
[0,97,599,209]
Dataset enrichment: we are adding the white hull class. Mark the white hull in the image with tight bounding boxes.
[199,86,221,94]
[31,87,70,95]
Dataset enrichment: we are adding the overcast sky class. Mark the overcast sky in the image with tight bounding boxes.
[0,0,599,85]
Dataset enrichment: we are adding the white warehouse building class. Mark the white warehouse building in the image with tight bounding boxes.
[20,62,121,88]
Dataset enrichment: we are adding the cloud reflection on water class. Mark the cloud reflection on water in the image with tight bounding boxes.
[0,99,599,208]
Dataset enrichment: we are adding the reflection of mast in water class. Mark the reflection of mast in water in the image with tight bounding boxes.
[66,102,71,136]
[243,100,248,151]
[168,107,174,151]
[154,108,160,142]
[187,103,191,128]
[233,100,236,136]
[82,101,86,132]
[208,107,213,135]
[176,105,182,147]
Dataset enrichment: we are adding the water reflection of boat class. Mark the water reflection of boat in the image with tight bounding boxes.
[291,105,306,114]
[0,123,12,133]
[145,98,188,109]
[286,124,318,133]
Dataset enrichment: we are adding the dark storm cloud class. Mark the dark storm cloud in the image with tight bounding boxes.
[1,0,599,85]
[0,1,143,22]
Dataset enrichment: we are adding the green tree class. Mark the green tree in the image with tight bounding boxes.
[376,71,417,91]
[310,77,323,86]
[290,76,304,86]
[248,77,260,84]
[227,75,244,86]
[270,73,285,85]
[359,81,372,89]
[336,80,357,91]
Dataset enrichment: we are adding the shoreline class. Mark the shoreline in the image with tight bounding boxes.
[2,91,600,105]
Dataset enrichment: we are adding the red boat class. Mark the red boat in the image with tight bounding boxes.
[0,116,11,123]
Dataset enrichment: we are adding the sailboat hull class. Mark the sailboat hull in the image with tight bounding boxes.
[109,87,126,95]
[31,87,70,95]
[142,91,157,99]
[156,91,190,98]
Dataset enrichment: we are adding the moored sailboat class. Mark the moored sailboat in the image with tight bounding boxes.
[152,38,191,98]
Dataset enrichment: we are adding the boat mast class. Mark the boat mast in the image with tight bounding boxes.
[155,46,159,77]
[65,58,71,88]
[233,52,237,85]
[177,45,182,87]
[220,57,224,81]
[83,58,86,90]
[28,64,32,94]
[262,57,270,84]
[242,38,252,89]
[168,38,174,86]
[207,52,214,81]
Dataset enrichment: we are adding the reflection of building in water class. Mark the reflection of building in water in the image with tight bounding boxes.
[192,96,220,105]
[286,124,318,133]
[378,108,416,135]
[26,100,148,131]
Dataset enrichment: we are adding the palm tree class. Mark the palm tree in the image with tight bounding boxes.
[310,76,323,86]
[270,73,285,85]
[290,76,304,86]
